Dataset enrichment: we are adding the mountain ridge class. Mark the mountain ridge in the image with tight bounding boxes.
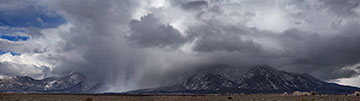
[0,72,99,93]
[129,65,360,94]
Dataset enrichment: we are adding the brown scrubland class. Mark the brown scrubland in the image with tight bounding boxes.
[1,93,360,101]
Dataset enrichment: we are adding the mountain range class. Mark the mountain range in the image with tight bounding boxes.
[1,65,359,94]
[130,65,360,94]
[0,72,99,93]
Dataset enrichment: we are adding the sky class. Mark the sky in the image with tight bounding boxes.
[1,0,360,92]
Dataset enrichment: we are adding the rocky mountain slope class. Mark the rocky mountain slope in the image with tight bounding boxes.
[0,72,99,93]
[130,65,360,94]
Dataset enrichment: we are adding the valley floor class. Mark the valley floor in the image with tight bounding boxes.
[0,93,360,101]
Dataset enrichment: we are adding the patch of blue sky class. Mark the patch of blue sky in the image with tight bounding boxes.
[0,1,64,56]
[0,35,29,41]
[0,50,20,56]
[0,2,65,28]
[0,27,30,41]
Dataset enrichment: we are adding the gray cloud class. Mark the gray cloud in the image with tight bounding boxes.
[181,0,208,10]
[187,21,360,80]
[188,23,260,52]
[0,61,50,78]
[279,24,360,79]
[181,0,360,80]
[2,0,360,92]
[320,0,360,16]
[38,0,143,91]
[127,14,188,48]
[34,0,360,89]
[39,0,198,92]
[175,0,360,80]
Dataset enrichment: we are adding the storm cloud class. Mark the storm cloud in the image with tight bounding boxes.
[320,0,360,16]
[127,14,188,48]
[1,0,360,92]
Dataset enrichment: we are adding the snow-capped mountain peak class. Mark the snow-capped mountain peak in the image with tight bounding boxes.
[0,72,98,93]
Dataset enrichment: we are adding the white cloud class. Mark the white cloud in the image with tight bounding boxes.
[333,75,360,87]
[330,63,360,87]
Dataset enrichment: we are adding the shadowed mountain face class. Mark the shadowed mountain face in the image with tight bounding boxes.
[130,65,360,94]
[0,72,99,93]
[237,66,325,91]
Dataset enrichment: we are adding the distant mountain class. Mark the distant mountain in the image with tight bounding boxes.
[0,72,99,93]
[130,65,360,94]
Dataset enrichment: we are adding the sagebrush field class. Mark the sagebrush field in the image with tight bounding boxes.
[1,93,360,101]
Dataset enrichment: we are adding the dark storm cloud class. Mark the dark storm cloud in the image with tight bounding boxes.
[41,0,360,89]
[127,14,188,48]
[189,23,360,80]
[188,23,260,52]
[3,0,360,92]
[273,27,360,79]
[193,34,259,52]
[42,0,198,91]
[181,0,208,10]
[41,0,142,91]
[184,3,360,79]
[320,0,360,16]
